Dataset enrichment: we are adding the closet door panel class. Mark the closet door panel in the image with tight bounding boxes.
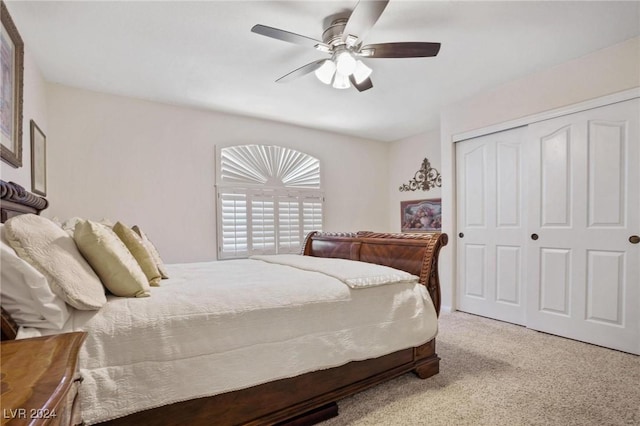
[587,120,625,227]
[463,145,487,228]
[586,250,624,325]
[496,143,521,227]
[464,244,487,298]
[456,127,527,325]
[538,248,571,316]
[540,126,573,227]
[495,245,521,305]
[526,98,639,354]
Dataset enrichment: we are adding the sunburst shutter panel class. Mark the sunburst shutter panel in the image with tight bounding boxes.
[221,145,320,188]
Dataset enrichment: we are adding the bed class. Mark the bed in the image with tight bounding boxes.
[0,180,448,426]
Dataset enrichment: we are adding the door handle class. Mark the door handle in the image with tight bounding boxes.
[459,233,464,238]
[630,235,640,244]
[531,233,539,241]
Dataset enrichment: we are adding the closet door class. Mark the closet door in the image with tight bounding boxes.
[456,127,527,325]
[526,99,639,354]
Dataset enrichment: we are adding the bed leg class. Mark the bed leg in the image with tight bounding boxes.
[413,356,440,379]
[413,339,440,379]
[276,402,339,426]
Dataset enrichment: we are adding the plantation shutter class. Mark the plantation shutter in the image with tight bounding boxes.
[217,145,323,259]
[251,198,276,253]
[303,200,323,236]
[277,199,301,253]
[219,192,248,258]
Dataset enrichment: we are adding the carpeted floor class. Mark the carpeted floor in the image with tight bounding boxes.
[321,311,640,426]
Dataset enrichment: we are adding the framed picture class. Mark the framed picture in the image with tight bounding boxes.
[30,120,46,196]
[0,1,24,168]
[401,198,442,232]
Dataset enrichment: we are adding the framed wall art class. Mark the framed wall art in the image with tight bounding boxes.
[401,198,442,232]
[30,120,46,196]
[0,1,24,168]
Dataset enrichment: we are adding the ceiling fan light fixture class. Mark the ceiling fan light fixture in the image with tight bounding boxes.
[335,51,357,75]
[314,60,336,84]
[332,72,351,89]
[253,0,441,93]
[344,34,358,48]
[352,60,372,84]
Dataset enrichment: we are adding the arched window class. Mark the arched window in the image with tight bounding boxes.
[216,145,323,259]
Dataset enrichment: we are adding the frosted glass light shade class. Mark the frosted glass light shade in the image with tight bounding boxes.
[332,72,351,89]
[335,52,357,75]
[314,60,336,85]
[352,60,372,84]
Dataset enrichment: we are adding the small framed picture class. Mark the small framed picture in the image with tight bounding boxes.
[401,198,442,232]
[30,120,46,196]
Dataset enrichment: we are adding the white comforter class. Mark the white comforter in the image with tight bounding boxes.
[19,257,438,424]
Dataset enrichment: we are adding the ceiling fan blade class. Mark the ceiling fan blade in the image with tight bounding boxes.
[276,59,326,83]
[349,75,373,92]
[252,24,329,50]
[359,42,441,58]
[342,0,390,45]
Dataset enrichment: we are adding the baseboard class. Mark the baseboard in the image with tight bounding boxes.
[440,305,453,314]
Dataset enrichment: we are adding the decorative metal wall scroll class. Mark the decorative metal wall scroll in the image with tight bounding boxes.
[399,158,441,192]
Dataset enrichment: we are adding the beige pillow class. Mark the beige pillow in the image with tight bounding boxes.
[74,220,151,298]
[132,225,169,279]
[4,214,107,310]
[113,222,161,286]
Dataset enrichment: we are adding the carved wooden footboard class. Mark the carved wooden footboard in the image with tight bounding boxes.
[302,231,447,316]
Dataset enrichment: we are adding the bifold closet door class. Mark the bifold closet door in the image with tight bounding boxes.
[526,99,639,354]
[456,127,527,325]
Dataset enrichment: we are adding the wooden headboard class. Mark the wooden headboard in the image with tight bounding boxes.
[1,180,49,340]
[302,231,448,315]
[0,180,48,221]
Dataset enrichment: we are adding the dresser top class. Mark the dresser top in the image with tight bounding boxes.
[1,332,86,423]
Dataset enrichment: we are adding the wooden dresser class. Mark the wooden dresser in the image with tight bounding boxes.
[1,332,86,425]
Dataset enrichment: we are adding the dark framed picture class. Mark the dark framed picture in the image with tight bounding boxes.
[30,120,46,196]
[0,1,24,168]
[401,198,442,232]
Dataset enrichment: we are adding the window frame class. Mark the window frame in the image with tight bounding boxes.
[215,145,323,259]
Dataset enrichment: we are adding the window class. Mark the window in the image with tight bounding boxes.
[217,145,323,259]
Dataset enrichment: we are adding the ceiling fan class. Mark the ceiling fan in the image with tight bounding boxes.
[251,0,441,92]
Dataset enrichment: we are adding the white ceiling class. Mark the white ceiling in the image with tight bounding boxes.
[6,1,640,142]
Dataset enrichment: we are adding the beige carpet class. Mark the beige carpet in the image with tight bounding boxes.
[321,311,640,426]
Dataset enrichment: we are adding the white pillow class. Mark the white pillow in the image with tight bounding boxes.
[0,224,70,329]
[4,214,107,310]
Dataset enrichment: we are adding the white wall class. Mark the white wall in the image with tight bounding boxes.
[45,84,391,263]
[439,36,640,312]
[0,50,48,187]
[388,130,441,232]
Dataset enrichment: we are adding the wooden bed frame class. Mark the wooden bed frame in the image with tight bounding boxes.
[0,180,448,426]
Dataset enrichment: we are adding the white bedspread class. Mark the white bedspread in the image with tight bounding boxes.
[18,258,438,424]
[251,254,419,288]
